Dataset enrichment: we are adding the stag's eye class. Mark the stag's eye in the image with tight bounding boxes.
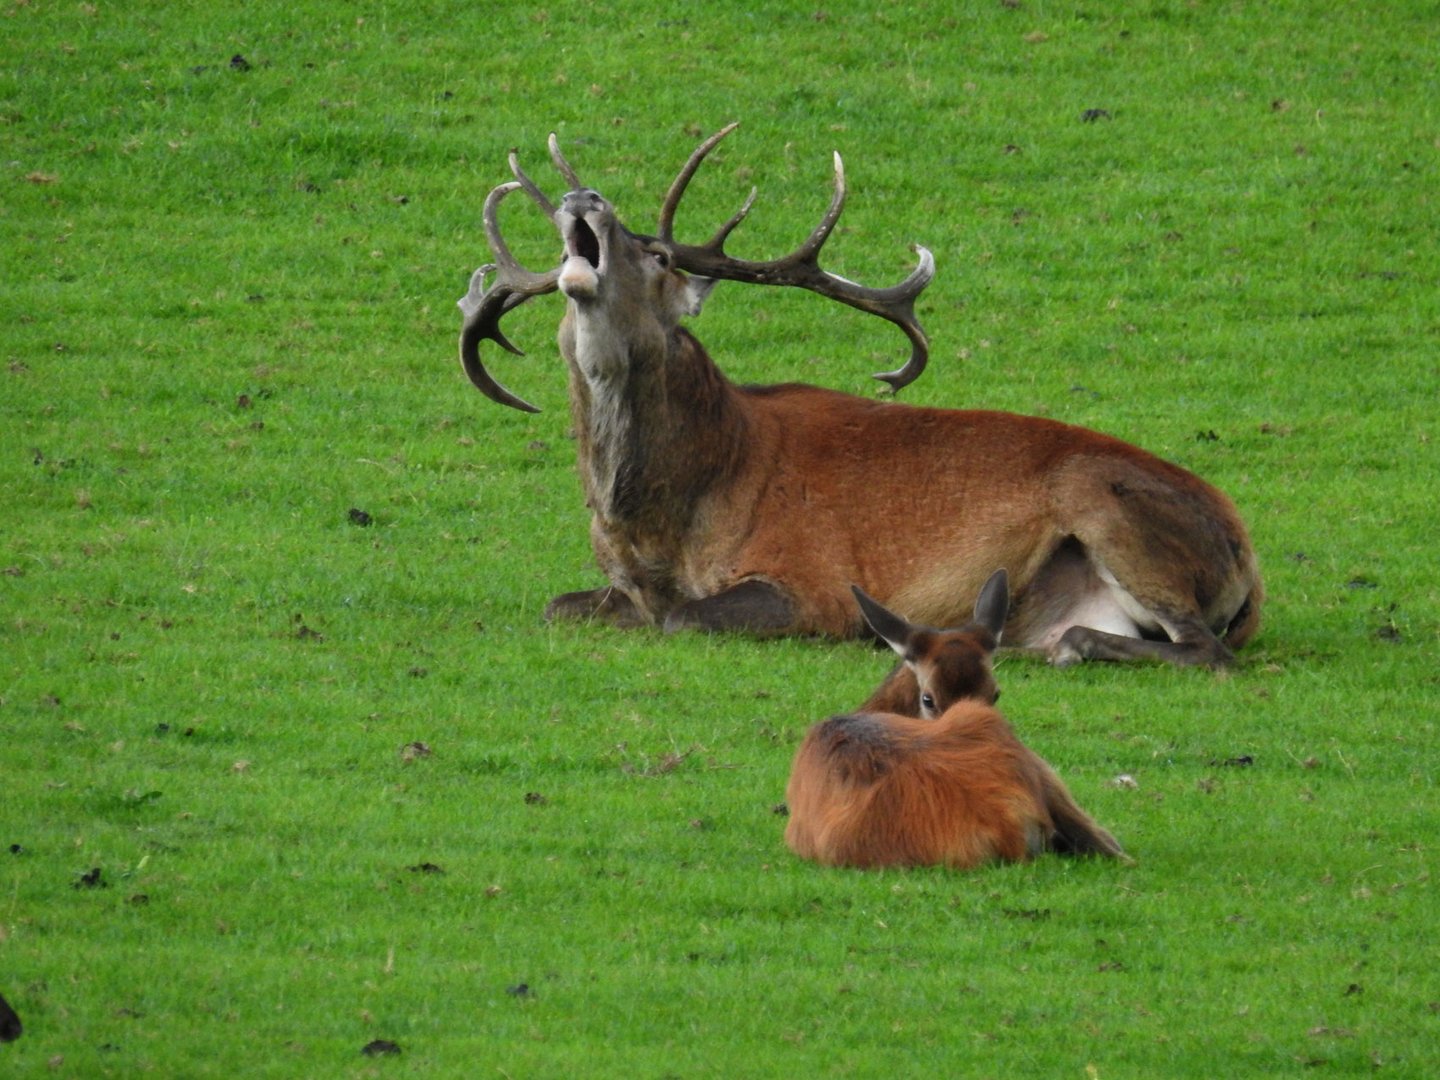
[645,245,672,270]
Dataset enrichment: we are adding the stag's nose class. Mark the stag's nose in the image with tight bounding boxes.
[560,188,607,215]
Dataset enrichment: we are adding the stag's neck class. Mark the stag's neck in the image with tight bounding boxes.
[564,323,748,528]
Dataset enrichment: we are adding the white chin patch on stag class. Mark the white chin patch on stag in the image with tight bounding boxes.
[559,255,600,298]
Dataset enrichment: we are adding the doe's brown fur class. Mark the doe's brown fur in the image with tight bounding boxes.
[784,571,1126,869]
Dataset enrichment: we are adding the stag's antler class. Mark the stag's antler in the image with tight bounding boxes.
[657,124,934,391]
[457,177,563,414]
[458,134,600,412]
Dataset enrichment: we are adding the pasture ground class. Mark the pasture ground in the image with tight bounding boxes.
[2,2,1437,1076]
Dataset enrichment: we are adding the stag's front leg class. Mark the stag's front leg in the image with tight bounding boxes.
[544,586,648,628]
[662,579,798,636]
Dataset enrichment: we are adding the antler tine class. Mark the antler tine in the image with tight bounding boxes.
[458,180,562,414]
[483,181,558,290]
[658,121,741,243]
[784,150,847,268]
[548,132,584,191]
[664,138,935,391]
[508,150,556,218]
[865,245,935,391]
[703,186,758,253]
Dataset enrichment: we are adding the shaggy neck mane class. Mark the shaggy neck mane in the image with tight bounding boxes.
[569,325,749,532]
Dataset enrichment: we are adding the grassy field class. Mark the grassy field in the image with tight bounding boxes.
[3,1,1438,1075]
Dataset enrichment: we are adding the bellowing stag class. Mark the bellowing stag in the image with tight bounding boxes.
[784,570,1127,869]
[459,124,1262,667]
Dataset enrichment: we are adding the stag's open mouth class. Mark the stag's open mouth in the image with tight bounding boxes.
[558,206,605,300]
[568,217,601,268]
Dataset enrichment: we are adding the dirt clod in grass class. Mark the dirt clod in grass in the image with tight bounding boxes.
[771,802,789,816]
[0,990,20,1042]
[347,507,373,527]
[407,862,444,875]
[524,791,548,805]
[8,844,22,855]
[1081,108,1112,122]
[74,867,106,889]
[361,1039,401,1056]
[399,741,432,762]
[229,54,252,73]
[506,983,532,998]
[1211,754,1254,767]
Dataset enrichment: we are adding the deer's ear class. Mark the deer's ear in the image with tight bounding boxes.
[852,585,916,660]
[972,568,1010,644]
[682,276,717,316]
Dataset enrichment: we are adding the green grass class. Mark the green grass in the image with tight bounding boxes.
[3,0,1438,1075]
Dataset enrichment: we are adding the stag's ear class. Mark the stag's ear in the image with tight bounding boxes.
[972,568,1010,644]
[851,585,917,660]
[682,276,718,316]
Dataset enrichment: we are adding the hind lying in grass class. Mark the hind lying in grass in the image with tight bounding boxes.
[784,570,1127,869]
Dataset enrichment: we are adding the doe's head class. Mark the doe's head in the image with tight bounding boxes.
[852,569,1009,719]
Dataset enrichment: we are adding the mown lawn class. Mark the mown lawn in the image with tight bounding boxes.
[2,2,1437,1076]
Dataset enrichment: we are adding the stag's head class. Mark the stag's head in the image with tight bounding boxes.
[552,186,716,375]
[459,124,934,413]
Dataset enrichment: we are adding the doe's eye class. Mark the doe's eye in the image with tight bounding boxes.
[920,692,936,713]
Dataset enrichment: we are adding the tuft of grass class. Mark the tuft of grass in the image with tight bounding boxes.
[3,2,1438,1076]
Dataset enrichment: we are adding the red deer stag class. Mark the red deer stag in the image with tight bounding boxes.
[784,570,1127,868]
[458,124,1262,667]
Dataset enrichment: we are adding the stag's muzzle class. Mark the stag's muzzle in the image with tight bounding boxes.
[557,189,610,300]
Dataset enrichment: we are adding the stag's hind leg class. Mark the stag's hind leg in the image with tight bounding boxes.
[1052,611,1233,668]
[1033,459,1260,667]
[1015,538,1241,668]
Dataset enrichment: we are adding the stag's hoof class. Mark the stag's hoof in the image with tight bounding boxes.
[1047,634,1086,667]
[662,580,797,636]
[543,587,645,627]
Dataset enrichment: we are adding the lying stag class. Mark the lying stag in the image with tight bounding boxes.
[459,124,1262,666]
[785,571,1126,868]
